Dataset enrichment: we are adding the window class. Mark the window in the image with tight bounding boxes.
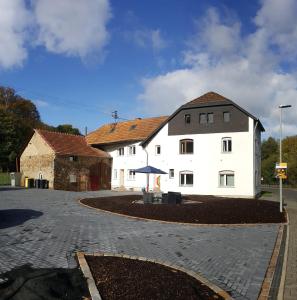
[69,174,76,183]
[128,169,136,180]
[169,169,174,178]
[199,113,207,124]
[223,112,230,122]
[113,169,118,180]
[180,139,194,154]
[185,114,191,124]
[69,156,78,162]
[155,145,161,155]
[222,137,232,152]
[118,147,124,156]
[219,171,234,187]
[180,171,193,186]
[207,113,214,123]
[128,145,136,155]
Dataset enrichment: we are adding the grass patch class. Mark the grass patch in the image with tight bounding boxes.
[0,173,10,186]
[261,190,273,197]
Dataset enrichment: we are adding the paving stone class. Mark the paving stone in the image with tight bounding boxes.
[0,188,279,300]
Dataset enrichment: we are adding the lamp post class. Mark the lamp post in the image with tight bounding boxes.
[279,104,292,213]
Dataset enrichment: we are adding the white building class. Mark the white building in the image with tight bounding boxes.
[87,92,264,198]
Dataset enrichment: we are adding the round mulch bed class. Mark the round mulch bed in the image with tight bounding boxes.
[80,195,286,224]
[85,255,224,300]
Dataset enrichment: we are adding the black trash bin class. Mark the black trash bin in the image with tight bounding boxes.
[167,192,176,204]
[41,179,49,189]
[28,178,35,188]
[35,179,41,188]
[161,193,168,204]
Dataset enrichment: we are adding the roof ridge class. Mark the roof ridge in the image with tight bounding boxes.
[36,128,83,138]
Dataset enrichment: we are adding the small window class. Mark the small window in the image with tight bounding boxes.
[155,145,161,155]
[219,171,234,187]
[180,171,193,186]
[118,147,124,156]
[69,156,78,162]
[222,137,232,153]
[207,113,214,123]
[113,169,118,180]
[128,169,136,180]
[199,113,207,124]
[223,112,230,122]
[185,114,191,124]
[69,174,76,183]
[169,169,174,178]
[180,139,194,154]
[128,145,136,155]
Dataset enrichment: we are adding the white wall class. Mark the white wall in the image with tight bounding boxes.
[144,118,256,197]
[104,142,148,191]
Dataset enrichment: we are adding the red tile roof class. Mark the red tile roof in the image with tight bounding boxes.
[36,129,110,158]
[184,91,231,107]
[86,116,168,145]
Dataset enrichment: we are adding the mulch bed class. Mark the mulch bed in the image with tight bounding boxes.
[81,195,286,224]
[85,255,224,300]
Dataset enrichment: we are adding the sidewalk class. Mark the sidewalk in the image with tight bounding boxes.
[262,188,297,299]
[284,201,297,299]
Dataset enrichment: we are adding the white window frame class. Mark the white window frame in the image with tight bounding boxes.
[128,145,136,156]
[69,174,77,183]
[219,171,235,187]
[223,111,230,122]
[118,147,124,156]
[222,137,232,153]
[155,145,161,155]
[180,139,194,154]
[180,171,194,187]
[127,169,136,180]
[113,169,118,180]
[169,169,174,179]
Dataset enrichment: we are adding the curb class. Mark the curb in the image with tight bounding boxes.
[258,224,287,299]
[76,252,102,300]
[78,198,288,228]
[277,213,290,300]
[77,251,234,300]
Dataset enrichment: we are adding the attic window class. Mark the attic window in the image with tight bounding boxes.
[129,124,137,131]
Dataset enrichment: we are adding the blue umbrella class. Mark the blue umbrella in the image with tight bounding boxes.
[134,165,167,174]
[134,165,167,192]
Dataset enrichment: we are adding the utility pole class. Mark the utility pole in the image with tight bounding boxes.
[278,104,292,213]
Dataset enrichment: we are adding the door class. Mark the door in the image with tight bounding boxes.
[120,169,124,187]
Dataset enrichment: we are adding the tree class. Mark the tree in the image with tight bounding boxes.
[282,136,297,185]
[56,124,81,135]
[261,137,278,184]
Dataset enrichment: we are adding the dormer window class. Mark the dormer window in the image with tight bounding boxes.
[185,114,191,124]
[223,112,230,122]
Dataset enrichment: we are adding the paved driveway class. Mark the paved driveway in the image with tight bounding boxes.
[0,188,279,300]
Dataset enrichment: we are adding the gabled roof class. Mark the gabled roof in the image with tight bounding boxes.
[36,129,110,158]
[86,116,168,145]
[141,91,265,146]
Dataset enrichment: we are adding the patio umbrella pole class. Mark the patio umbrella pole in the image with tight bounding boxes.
[146,173,149,192]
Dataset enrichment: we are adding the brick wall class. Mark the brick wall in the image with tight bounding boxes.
[20,154,55,188]
[54,156,112,191]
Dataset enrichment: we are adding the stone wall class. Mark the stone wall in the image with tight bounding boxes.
[20,154,55,188]
[54,156,112,191]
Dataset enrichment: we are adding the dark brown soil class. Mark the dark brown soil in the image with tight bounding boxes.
[85,255,224,300]
[81,195,286,224]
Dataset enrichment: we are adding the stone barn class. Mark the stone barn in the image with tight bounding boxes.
[20,129,112,191]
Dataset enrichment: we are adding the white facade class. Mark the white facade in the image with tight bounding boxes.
[107,117,261,197]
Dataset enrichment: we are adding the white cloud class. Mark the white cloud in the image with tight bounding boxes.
[32,0,111,59]
[34,99,49,107]
[138,3,297,137]
[127,28,167,51]
[0,0,31,69]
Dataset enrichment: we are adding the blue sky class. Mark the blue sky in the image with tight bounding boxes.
[0,0,296,138]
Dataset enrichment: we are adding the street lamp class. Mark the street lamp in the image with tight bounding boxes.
[279,104,292,213]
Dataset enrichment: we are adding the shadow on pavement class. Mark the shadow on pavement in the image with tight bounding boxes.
[0,209,43,229]
[0,265,89,300]
[0,186,24,191]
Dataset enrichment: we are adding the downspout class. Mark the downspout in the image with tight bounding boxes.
[144,147,149,192]
[253,120,259,198]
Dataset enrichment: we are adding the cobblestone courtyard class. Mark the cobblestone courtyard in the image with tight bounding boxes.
[0,188,279,300]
